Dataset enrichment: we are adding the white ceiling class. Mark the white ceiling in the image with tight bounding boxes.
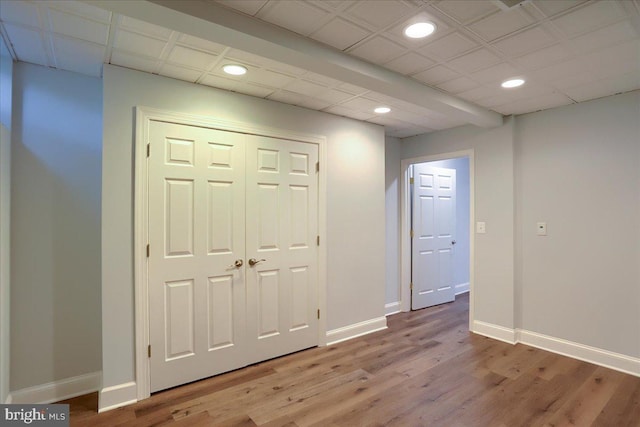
[0,0,639,138]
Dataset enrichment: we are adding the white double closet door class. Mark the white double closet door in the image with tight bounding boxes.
[147,121,319,393]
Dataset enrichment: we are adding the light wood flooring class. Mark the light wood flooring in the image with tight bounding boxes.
[62,293,640,426]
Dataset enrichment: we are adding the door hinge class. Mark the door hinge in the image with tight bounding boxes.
[410,229,414,238]
[148,345,151,358]
[317,309,320,319]
[410,177,414,184]
[410,282,413,290]
[316,235,320,246]
[315,162,319,173]
[146,244,150,258]
[146,143,150,157]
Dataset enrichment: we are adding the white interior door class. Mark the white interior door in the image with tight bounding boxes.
[147,120,318,393]
[411,164,456,310]
[245,135,319,363]
[148,122,247,392]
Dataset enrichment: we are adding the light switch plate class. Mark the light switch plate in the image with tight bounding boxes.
[476,221,486,234]
[537,222,547,236]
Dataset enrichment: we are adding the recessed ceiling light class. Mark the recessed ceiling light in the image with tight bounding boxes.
[501,78,525,88]
[403,22,436,39]
[374,106,391,114]
[223,64,247,76]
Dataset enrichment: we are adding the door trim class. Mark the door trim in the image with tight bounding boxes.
[400,150,475,331]
[133,106,327,400]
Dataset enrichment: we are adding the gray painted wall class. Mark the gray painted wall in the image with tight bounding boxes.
[385,137,401,307]
[0,35,12,404]
[516,91,640,357]
[101,65,386,393]
[10,63,102,391]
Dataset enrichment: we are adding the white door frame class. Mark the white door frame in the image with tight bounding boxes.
[400,150,475,330]
[133,106,328,400]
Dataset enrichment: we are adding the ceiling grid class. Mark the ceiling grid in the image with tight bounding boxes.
[0,0,638,137]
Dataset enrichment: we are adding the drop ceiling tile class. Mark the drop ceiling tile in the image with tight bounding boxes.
[447,48,501,73]
[246,68,297,88]
[468,8,534,41]
[159,63,203,82]
[119,16,173,40]
[324,105,376,121]
[476,93,517,109]
[225,49,306,75]
[110,49,158,73]
[302,72,342,87]
[470,62,520,85]
[418,32,478,60]
[605,71,640,95]
[311,17,370,50]
[492,26,555,56]
[384,52,434,75]
[434,0,499,24]
[2,23,47,65]
[457,85,499,102]
[514,44,568,70]
[233,82,276,98]
[339,96,382,113]
[167,46,217,70]
[215,0,268,16]
[285,79,327,97]
[114,30,167,58]
[177,34,226,54]
[47,8,109,45]
[0,0,40,27]
[337,82,369,95]
[532,58,590,83]
[268,90,331,110]
[437,76,479,94]
[259,1,330,36]
[201,73,237,91]
[533,0,587,18]
[580,39,640,80]
[348,36,406,64]
[551,71,599,90]
[45,0,111,23]
[494,92,573,115]
[562,80,611,102]
[346,0,413,30]
[413,65,461,85]
[569,20,637,55]
[51,35,104,76]
[314,88,355,104]
[551,1,626,37]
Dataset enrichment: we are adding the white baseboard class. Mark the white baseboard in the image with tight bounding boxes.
[519,330,640,377]
[326,316,387,346]
[98,381,137,412]
[471,321,640,378]
[454,282,470,295]
[472,320,517,344]
[385,302,401,316]
[9,371,101,404]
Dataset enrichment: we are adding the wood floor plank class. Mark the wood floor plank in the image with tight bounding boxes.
[61,293,640,426]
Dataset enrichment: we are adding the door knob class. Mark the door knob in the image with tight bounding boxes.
[228,259,243,268]
[451,240,457,245]
[248,258,266,266]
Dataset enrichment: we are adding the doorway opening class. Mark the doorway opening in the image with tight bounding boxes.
[400,150,474,330]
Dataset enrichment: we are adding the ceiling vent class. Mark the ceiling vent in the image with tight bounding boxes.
[492,0,531,10]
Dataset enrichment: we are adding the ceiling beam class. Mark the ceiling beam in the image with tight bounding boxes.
[87,0,503,128]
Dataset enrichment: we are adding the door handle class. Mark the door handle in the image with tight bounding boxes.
[451,240,457,245]
[228,259,243,268]
[248,258,266,266]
